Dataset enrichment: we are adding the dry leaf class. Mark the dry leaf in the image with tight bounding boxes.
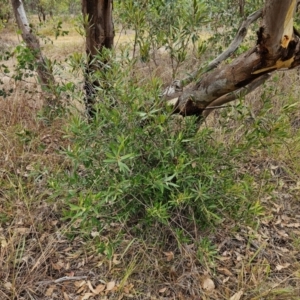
[0,235,7,248]
[91,231,100,238]
[278,247,289,253]
[281,215,290,221]
[87,281,96,293]
[94,284,106,294]
[63,292,70,300]
[163,251,174,261]
[123,283,134,294]
[64,247,73,252]
[234,234,244,241]
[106,281,116,291]
[230,290,244,300]
[223,277,230,283]
[285,223,300,228]
[271,282,280,289]
[65,271,74,277]
[77,285,87,294]
[15,227,30,234]
[51,220,59,226]
[75,280,86,288]
[4,282,12,291]
[80,293,94,300]
[276,263,290,271]
[87,281,106,295]
[272,203,282,213]
[251,272,257,285]
[275,229,288,237]
[113,254,122,265]
[218,267,233,276]
[159,287,167,293]
[45,286,55,297]
[218,256,231,261]
[234,251,243,261]
[52,260,65,270]
[202,277,215,291]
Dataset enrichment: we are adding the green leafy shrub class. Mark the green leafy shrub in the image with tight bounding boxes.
[50,51,261,243]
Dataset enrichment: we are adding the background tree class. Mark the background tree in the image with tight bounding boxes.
[10,0,113,111]
[0,0,12,26]
[64,0,81,15]
[82,0,114,117]
[10,0,56,105]
[25,0,56,21]
[25,0,81,16]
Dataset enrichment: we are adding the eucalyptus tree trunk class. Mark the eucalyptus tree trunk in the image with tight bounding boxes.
[169,0,300,120]
[82,0,114,117]
[10,0,56,106]
[239,0,245,16]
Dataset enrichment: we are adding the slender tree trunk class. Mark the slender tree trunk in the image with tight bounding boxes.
[10,0,56,106]
[82,0,114,117]
[239,0,245,17]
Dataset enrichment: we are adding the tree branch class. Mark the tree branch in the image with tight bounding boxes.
[164,9,262,98]
[202,73,271,118]
[172,0,300,119]
[200,9,263,76]
[11,0,55,104]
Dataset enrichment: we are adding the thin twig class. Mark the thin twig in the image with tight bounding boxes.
[36,275,88,285]
[202,104,232,110]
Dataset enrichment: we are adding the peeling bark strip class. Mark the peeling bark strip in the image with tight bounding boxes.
[172,0,300,120]
[11,0,55,105]
[254,0,297,74]
[82,0,114,117]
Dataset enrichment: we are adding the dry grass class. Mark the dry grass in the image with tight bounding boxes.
[1,18,300,300]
